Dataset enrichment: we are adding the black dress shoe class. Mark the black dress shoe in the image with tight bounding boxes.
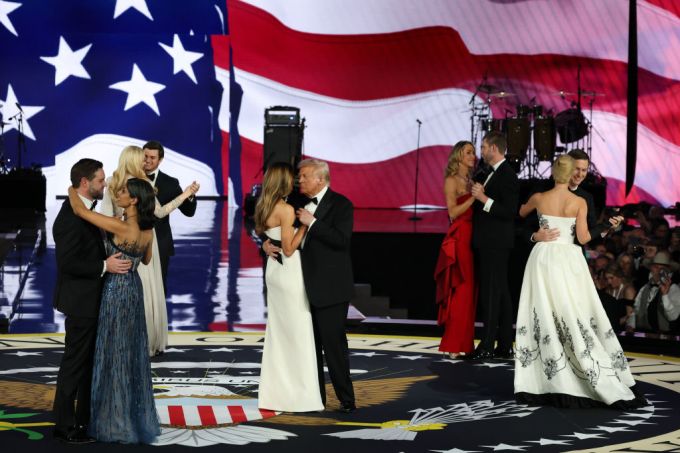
[338,402,356,413]
[493,347,515,360]
[53,428,95,444]
[467,348,494,360]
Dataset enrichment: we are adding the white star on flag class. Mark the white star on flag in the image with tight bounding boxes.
[562,432,605,440]
[5,351,42,356]
[0,84,44,140]
[394,355,426,360]
[590,425,634,433]
[40,36,92,86]
[162,348,189,353]
[0,0,21,36]
[113,0,152,20]
[109,64,165,115]
[526,438,572,446]
[206,347,240,353]
[159,34,204,84]
[436,358,464,364]
[474,362,510,368]
[611,419,652,426]
[431,448,482,453]
[351,352,386,357]
[479,443,527,451]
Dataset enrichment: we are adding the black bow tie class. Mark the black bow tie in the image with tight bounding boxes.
[306,196,318,205]
[90,200,98,211]
[147,173,156,181]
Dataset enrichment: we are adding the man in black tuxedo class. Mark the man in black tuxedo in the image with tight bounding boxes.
[295,159,356,413]
[143,140,197,292]
[528,149,623,244]
[52,159,131,443]
[469,131,520,360]
[264,159,356,413]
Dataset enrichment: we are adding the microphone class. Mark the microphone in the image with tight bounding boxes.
[15,102,23,113]
[416,118,422,125]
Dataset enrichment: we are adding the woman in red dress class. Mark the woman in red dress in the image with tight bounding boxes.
[435,141,477,358]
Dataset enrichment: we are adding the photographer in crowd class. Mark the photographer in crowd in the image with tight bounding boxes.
[626,251,680,335]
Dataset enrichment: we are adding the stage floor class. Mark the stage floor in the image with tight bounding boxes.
[1,332,680,452]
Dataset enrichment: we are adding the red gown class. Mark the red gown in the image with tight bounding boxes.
[434,194,476,354]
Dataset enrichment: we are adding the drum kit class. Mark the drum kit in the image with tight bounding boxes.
[469,80,602,177]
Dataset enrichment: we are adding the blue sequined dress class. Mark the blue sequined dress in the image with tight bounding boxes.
[89,239,160,443]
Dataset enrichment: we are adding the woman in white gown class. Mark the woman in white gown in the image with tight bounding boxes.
[101,146,199,356]
[254,163,324,412]
[514,155,645,409]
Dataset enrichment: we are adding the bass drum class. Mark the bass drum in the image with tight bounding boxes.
[534,117,556,161]
[505,117,530,160]
[554,108,587,143]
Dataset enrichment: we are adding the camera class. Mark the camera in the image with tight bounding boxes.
[659,268,672,285]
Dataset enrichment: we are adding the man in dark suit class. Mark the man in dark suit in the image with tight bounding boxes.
[264,159,356,413]
[142,140,197,292]
[295,159,356,413]
[528,149,623,244]
[469,131,520,360]
[52,159,131,443]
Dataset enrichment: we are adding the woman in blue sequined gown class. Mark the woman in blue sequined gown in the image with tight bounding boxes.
[514,155,645,409]
[68,178,160,443]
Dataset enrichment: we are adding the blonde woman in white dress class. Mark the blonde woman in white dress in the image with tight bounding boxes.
[514,154,645,409]
[255,163,323,412]
[101,146,199,356]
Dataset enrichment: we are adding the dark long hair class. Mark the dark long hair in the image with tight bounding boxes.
[126,178,156,230]
[254,163,294,234]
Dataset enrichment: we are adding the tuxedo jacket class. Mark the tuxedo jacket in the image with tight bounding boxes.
[519,183,605,245]
[299,188,354,308]
[154,170,197,258]
[52,199,106,318]
[472,160,520,250]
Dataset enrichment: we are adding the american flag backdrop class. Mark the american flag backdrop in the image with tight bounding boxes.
[0,0,227,202]
[223,0,680,209]
[1,0,680,209]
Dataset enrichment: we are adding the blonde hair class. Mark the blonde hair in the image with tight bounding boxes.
[552,154,575,184]
[108,146,149,200]
[298,158,330,184]
[445,141,473,178]
[254,163,294,234]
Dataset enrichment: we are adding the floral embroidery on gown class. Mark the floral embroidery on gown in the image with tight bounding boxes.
[514,214,646,409]
[89,239,160,443]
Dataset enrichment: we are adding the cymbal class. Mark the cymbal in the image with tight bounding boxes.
[489,91,516,98]
[477,83,500,94]
[580,90,605,97]
[553,90,576,97]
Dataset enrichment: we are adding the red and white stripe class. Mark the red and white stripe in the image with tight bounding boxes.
[158,404,278,427]
[221,0,680,207]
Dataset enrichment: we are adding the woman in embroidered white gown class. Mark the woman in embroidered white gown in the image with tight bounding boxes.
[101,146,199,356]
[254,163,323,412]
[514,155,645,409]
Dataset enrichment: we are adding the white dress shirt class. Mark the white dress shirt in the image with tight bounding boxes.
[482,159,505,212]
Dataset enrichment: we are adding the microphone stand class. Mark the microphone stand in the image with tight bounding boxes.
[17,110,25,169]
[409,119,423,221]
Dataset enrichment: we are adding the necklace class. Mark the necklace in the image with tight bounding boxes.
[455,173,470,183]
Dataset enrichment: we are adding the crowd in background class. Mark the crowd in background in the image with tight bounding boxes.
[585,204,680,336]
